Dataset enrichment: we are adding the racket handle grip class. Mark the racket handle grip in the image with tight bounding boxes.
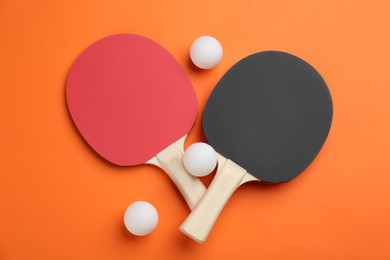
[154,141,206,210]
[180,159,247,243]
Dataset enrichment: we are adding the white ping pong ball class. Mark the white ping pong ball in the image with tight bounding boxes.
[124,201,158,236]
[183,142,218,177]
[190,36,223,69]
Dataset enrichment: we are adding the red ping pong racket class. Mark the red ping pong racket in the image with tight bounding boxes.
[66,34,205,209]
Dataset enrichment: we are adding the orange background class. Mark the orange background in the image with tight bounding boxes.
[1,0,390,259]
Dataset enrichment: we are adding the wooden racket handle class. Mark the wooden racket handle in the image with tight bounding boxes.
[148,137,206,210]
[180,158,247,243]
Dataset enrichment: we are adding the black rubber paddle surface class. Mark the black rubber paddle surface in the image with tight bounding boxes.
[203,51,333,183]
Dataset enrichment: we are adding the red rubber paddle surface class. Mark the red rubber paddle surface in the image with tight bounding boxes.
[66,34,198,166]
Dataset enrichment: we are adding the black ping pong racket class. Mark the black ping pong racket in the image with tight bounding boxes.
[180,51,333,243]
